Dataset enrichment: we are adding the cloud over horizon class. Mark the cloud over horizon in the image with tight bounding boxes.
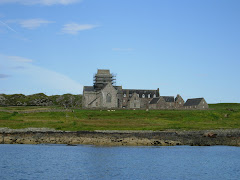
[0,74,10,79]
[0,0,82,6]
[7,55,33,62]
[61,23,98,34]
[0,54,83,95]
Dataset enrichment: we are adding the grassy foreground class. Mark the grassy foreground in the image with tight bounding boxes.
[0,103,240,131]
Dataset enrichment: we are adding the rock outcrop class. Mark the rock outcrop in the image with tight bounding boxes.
[1,129,240,146]
[0,93,82,108]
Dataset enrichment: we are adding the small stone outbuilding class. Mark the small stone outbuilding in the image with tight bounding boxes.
[183,98,208,110]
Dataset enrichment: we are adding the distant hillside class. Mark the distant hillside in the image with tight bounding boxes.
[0,93,82,108]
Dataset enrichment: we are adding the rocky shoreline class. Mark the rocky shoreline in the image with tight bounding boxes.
[1,128,240,146]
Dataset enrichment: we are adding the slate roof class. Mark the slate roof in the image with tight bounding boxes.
[83,86,95,92]
[162,96,175,102]
[149,98,160,104]
[83,85,122,92]
[123,89,159,98]
[184,98,204,106]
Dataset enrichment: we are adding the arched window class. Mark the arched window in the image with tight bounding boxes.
[124,94,126,97]
[106,93,111,103]
[153,94,156,98]
[142,94,145,98]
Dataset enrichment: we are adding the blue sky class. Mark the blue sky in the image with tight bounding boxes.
[0,0,240,103]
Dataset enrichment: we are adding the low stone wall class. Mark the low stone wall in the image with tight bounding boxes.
[1,129,240,146]
[0,109,73,114]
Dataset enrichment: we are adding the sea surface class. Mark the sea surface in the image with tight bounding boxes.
[0,145,240,180]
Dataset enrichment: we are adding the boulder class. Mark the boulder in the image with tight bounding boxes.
[203,132,217,138]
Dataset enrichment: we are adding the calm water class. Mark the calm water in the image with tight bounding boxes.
[0,145,240,180]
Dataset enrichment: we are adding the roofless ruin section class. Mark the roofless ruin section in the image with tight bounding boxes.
[93,69,116,90]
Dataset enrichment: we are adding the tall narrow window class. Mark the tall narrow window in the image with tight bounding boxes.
[142,94,145,98]
[106,93,111,103]
[153,94,156,98]
[148,94,151,98]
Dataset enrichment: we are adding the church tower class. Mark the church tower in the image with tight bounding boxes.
[93,69,116,90]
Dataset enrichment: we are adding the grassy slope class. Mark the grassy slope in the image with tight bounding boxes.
[0,103,240,131]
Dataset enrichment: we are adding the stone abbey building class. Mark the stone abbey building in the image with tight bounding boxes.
[82,69,208,109]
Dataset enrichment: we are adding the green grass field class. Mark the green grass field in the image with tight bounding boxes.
[0,103,240,131]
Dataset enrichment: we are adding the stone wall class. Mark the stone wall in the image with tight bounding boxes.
[117,93,123,108]
[175,94,185,108]
[140,98,150,109]
[82,91,100,108]
[129,93,140,109]
[197,99,209,109]
[101,83,118,109]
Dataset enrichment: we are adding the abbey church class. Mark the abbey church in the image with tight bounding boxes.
[82,69,208,109]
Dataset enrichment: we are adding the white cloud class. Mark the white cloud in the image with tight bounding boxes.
[0,54,83,95]
[0,0,81,5]
[19,19,54,29]
[7,55,33,63]
[61,23,98,34]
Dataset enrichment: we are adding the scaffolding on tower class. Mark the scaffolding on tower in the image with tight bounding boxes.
[93,69,116,90]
